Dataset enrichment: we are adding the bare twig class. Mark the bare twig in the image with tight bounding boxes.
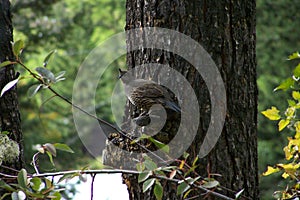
[0,168,139,178]
[0,172,17,179]
[0,167,234,200]
[152,174,234,200]
[32,152,40,174]
[16,59,168,164]
[90,173,96,200]
[0,165,21,173]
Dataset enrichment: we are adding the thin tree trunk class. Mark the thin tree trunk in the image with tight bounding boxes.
[0,0,24,190]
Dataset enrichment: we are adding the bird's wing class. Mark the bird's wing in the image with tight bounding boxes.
[133,83,165,99]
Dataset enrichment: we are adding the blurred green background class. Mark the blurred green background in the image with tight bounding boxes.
[9,0,300,199]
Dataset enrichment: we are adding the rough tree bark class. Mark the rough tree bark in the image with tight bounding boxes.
[0,0,24,192]
[121,0,258,199]
[103,0,258,199]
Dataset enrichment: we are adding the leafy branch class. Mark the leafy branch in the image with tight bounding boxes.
[0,165,236,200]
[0,40,247,200]
[0,40,168,165]
[262,52,300,199]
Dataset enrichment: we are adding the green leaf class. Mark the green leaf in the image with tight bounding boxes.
[40,179,55,196]
[154,169,166,176]
[0,179,15,192]
[142,178,155,193]
[274,78,294,91]
[57,173,78,183]
[17,169,28,189]
[46,151,55,166]
[12,40,24,58]
[288,99,296,106]
[53,143,74,153]
[288,52,300,60]
[148,138,169,153]
[27,84,42,98]
[154,181,163,200]
[138,171,152,183]
[183,152,189,159]
[0,61,13,68]
[144,159,158,170]
[192,156,199,167]
[183,189,193,199]
[131,134,149,144]
[1,131,10,135]
[35,67,56,82]
[44,143,57,157]
[235,188,245,199]
[184,165,198,178]
[177,177,194,195]
[160,166,177,173]
[44,178,53,189]
[136,162,145,171]
[49,191,61,200]
[293,91,300,101]
[43,50,56,67]
[202,179,219,189]
[30,177,42,192]
[1,78,19,97]
[278,119,290,131]
[177,181,190,195]
[294,63,300,78]
[285,107,295,118]
[261,106,281,120]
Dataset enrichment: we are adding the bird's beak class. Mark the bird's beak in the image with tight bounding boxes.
[118,68,127,79]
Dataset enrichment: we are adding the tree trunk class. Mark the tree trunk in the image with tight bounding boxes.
[0,0,24,192]
[121,0,258,199]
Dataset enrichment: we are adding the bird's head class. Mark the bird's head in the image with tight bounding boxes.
[118,68,134,84]
[118,68,127,79]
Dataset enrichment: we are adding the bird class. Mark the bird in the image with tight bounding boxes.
[119,69,181,113]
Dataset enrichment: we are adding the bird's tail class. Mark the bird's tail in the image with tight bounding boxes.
[164,101,181,112]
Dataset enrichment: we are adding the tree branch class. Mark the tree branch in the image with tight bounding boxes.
[16,59,168,164]
[0,168,235,200]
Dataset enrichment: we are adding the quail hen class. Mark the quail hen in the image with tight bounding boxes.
[119,69,181,113]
